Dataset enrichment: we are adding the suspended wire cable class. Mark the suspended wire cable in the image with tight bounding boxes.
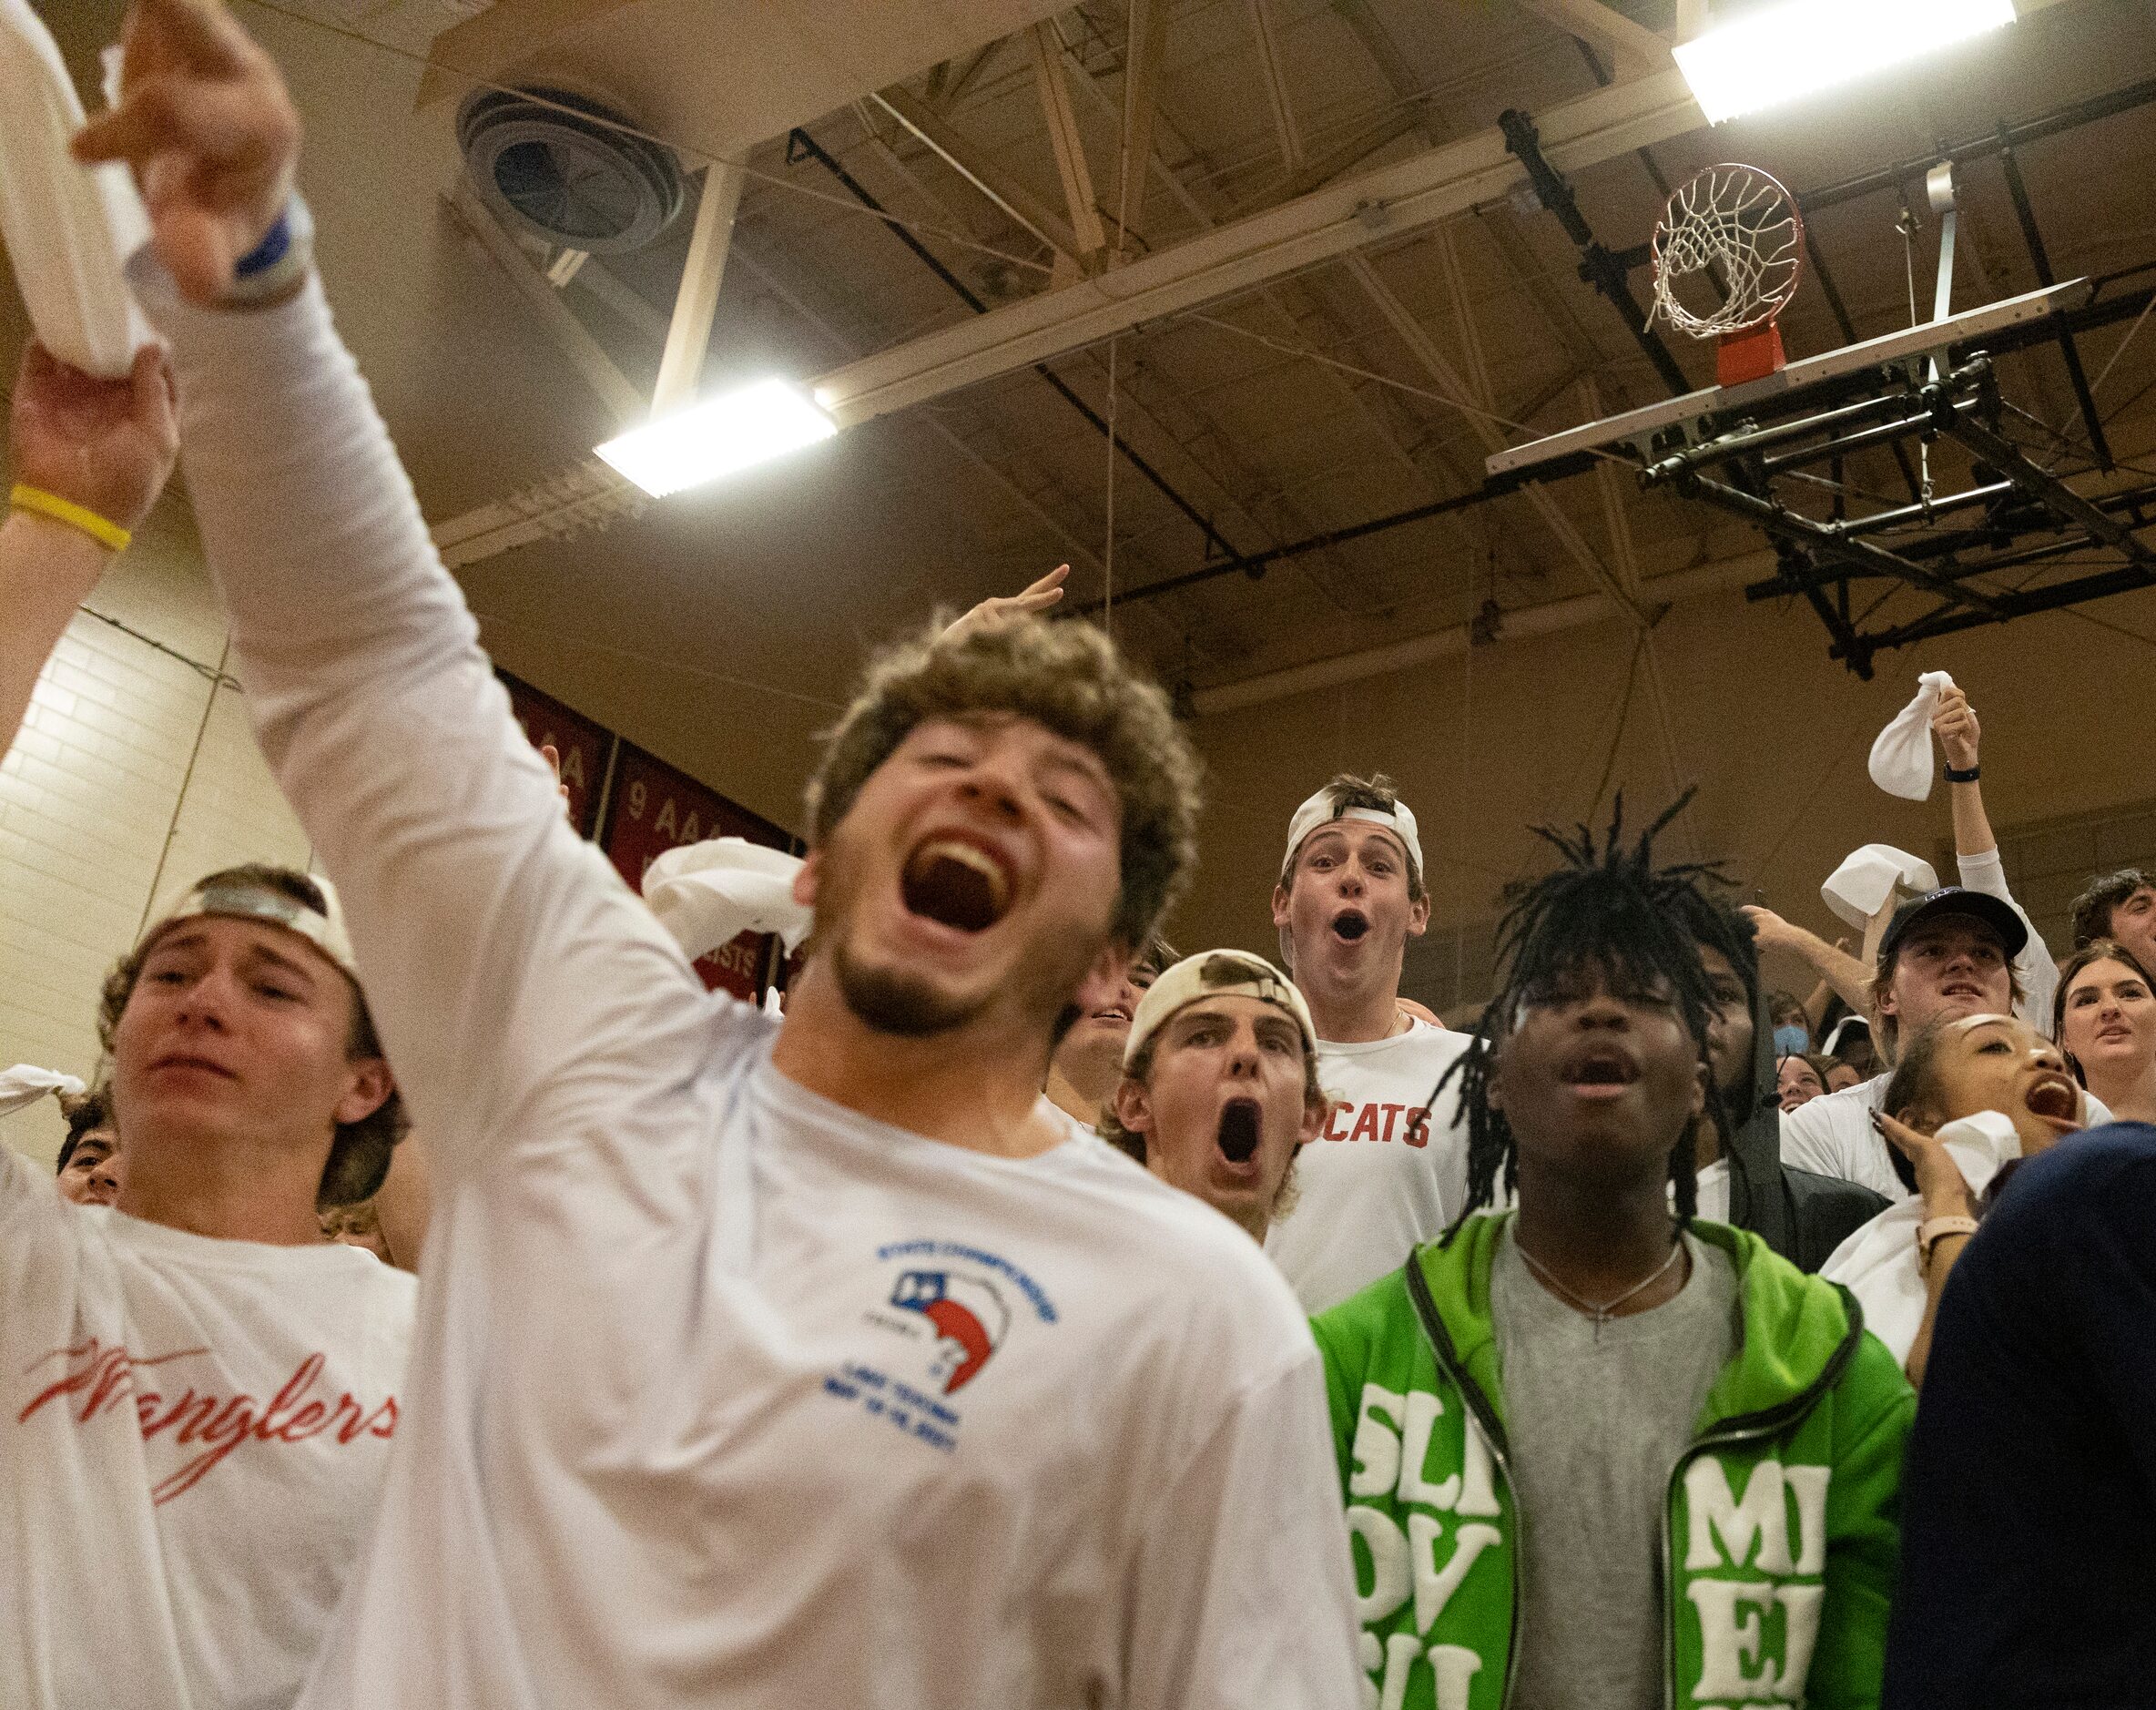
[1103,333,1118,641]
[468,611,846,710]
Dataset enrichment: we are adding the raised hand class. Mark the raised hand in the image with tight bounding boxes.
[1740,903,1809,956]
[72,0,300,306]
[1930,684,1981,772]
[9,342,178,533]
[944,564,1070,643]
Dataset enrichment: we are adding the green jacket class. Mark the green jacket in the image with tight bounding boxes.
[1310,1215,1914,1710]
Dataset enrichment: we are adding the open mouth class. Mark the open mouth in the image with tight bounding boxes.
[900,839,1011,934]
[2024,1074,2080,1125]
[1941,982,1988,1002]
[1332,910,1369,943]
[1092,1006,1131,1025]
[1216,1098,1262,1165]
[1561,1045,1640,1094]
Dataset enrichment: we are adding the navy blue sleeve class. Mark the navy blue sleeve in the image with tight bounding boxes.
[1883,1123,2156,1707]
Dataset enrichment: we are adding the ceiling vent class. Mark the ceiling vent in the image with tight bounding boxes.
[456,87,685,254]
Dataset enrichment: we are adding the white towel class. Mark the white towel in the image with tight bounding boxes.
[641,837,812,964]
[0,2,154,376]
[1821,844,1940,931]
[1867,670,1956,801]
[0,1063,85,1119]
[1819,1109,2019,1365]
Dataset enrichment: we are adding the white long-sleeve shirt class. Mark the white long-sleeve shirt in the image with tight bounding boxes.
[1956,846,2059,1034]
[138,262,1359,1710]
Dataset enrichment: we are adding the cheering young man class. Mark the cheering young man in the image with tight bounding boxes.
[1266,774,1472,1312]
[1101,949,1326,1242]
[1312,804,1911,1710]
[78,6,1359,1705]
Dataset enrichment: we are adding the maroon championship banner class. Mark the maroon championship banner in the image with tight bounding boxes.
[499,671,611,839]
[601,742,794,1001]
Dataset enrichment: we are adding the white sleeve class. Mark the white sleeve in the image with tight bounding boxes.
[1958,848,2059,1035]
[135,263,754,1181]
[1780,1090,1907,1201]
[1124,1348,1361,1710]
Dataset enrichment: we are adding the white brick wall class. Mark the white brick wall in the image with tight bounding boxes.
[0,506,307,1168]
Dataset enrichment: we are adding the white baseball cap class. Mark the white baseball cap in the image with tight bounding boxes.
[1124,949,1317,1069]
[1281,784,1423,884]
[138,870,361,983]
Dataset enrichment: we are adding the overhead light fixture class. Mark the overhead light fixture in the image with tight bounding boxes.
[596,378,838,497]
[1673,0,2017,124]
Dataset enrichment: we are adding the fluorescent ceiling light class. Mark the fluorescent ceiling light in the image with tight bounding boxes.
[597,379,838,497]
[1673,0,2017,124]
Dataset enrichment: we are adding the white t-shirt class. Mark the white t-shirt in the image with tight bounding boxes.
[1694,1156,1732,1224]
[1263,1019,1472,1314]
[0,1150,414,1710]
[141,270,1360,1710]
[1781,1074,2112,1202]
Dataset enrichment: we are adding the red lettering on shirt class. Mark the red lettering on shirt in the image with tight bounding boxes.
[1323,1102,1351,1143]
[1347,1104,1380,1144]
[17,1338,397,1503]
[1378,1103,1405,1143]
[1402,1108,1429,1149]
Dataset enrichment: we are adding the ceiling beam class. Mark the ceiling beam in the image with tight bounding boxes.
[650,163,745,415]
[1029,22,1111,266]
[870,85,1080,263]
[441,186,645,427]
[810,67,1705,429]
[1114,0,1169,257]
[1246,0,1305,167]
[1511,0,1673,73]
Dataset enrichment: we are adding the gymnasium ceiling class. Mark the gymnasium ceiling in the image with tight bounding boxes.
[15,0,2156,829]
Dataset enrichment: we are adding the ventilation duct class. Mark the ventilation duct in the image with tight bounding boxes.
[456,87,684,253]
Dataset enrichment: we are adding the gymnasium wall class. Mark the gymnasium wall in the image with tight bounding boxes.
[1173,573,2156,1010]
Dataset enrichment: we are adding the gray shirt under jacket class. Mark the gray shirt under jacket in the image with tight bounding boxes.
[1491,1223,1740,1710]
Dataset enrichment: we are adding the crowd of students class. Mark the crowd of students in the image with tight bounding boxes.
[4,4,2156,1706]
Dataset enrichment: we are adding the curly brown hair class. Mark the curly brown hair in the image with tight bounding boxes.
[803,616,1201,950]
[97,864,407,1209]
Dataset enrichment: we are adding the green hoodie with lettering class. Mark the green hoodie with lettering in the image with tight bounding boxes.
[1309,1214,1913,1710]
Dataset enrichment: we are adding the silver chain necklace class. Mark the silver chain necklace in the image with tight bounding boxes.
[1514,1235,1687,1333]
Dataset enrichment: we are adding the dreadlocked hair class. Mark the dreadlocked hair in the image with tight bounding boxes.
[1434,791,1729,1242]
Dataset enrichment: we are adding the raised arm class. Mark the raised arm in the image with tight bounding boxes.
[76,0,718,1173]
[1,342,176,759]
[1745,905,1875,1019]
[1932,685,2058,1030]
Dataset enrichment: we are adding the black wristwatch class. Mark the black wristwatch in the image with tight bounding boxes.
[1944,762,1980,784]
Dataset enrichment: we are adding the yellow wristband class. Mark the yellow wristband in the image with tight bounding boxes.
[8,483,132,555]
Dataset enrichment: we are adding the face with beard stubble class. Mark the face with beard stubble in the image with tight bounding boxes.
[798,715,1128,1043]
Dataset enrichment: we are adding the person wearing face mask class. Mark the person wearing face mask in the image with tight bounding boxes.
[1781,890,2110,1200]
[1664,891,1889,1271]
[1768,991,1813,1059]
[1822,1013,2093,1384]
[1262,774,1474,1312]
[1100,951,1326,1243]
[2053,941,2156,1125]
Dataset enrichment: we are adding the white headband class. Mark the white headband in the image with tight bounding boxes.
[1281,787,1423,883]
[140,873,361,984]
[1124,949,1318,1069]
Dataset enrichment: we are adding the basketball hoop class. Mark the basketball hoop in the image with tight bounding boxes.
[1650,163,1804,389]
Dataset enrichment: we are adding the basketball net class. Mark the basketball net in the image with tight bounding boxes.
[1649,164,1805,389]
